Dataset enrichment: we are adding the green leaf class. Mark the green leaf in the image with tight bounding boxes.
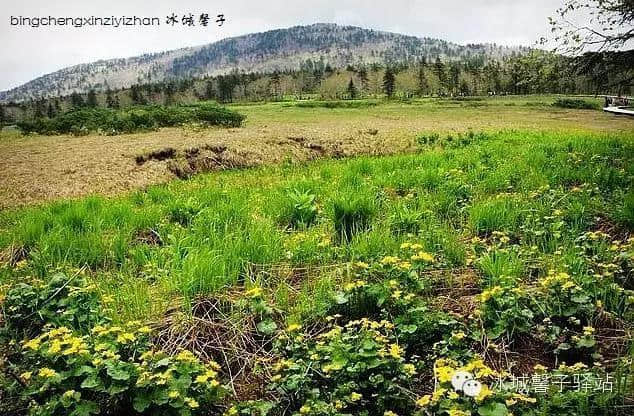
[333,292,348,304]
[133,395,152,413]
[71,400,100,416]
[155,357,171,367]
[577,337,596,348]
[257,319,278,335]
[106,363,130,381]
[80,375,100,389]
[478,402,508,416]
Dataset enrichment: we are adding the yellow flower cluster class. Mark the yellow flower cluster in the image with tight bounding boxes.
[539,270,576,290]
[344,279,367,291]
[38,367,58,378]
[463,358,497,379]
[245,287,263,298]
[23,326,89,357]
[479,286,504,302]
[286,323,302,332]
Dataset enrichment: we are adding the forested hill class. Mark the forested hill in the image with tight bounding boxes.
[0,23,525,102]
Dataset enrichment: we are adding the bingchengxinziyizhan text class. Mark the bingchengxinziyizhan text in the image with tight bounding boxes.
[9,14,226,28]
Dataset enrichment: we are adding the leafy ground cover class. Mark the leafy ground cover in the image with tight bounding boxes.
[1,129,633,415]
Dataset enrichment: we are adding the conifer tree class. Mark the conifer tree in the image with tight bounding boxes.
[383,67,396,98]
[87,89,98,107]
[347,78,358,99]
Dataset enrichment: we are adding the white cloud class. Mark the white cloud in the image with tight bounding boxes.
[0,0,560,91]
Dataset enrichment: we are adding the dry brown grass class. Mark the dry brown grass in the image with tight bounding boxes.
[1,98,632,209]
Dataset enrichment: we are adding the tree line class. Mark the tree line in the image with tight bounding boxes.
[1,49,631,124]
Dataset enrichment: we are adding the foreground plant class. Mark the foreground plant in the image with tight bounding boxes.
[1,275,226,416]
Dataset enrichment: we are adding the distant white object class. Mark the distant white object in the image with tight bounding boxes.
[603,106,634,116]
[603,95,634,117]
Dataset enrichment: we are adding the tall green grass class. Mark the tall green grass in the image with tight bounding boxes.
[1,130,632,321]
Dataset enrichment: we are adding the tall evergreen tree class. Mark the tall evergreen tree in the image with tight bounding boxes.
[271,72,281,100]
[449,63,461,95]
[105,89,118,108]
[347,78,358,99]
[130,85,147,105]
[205,80,216,100]
[358,67,369,92]
[217,76,235,103]
[417,65,429,96]
[70,92,85,109]
[434,57,447,94]
[86,89,98,107]
[34,99,46,118]
[46,102,55,118]
[383,67,396,98]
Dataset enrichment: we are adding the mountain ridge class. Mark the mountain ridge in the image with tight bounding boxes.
[0,23,526,102]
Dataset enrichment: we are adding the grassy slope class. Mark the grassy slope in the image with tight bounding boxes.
[1,95,632,208]
[1,129,633,324]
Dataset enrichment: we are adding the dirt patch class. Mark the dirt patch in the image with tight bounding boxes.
[154,294,276,401]
[0,245,30,267]
[166,146,256,179]
[134,229,163,246]
[135,147,177,165]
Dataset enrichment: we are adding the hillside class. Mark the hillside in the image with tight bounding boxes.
[0,23,525,102]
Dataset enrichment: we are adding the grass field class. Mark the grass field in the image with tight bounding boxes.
[1,95,632,209]
[1,97,634,415]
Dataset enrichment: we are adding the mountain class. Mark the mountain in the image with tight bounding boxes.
[0,23,526,102]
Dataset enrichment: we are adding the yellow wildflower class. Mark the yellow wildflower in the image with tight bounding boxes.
[403,363,416,376]
[431,387,447,403]
[416,395,431,407]
[380,256,400,265]
[184,397,199,409]
[350,392,362,401]
[476,384,493,401]
[38,368,57,378]
[23,338,41,350]
[245,287,263,298]
[388,343,403,359]
[287,323,302,332]
[435,365,455,383]
[116,332,136,344]
[451,331,466,341]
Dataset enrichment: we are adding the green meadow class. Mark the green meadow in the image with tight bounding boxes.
[1,126,634,415]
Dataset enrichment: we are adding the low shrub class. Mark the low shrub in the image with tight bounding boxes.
[16,104,245,136]
[278,188,318,229]
[2,273,104,339]
[552,98,599,110]
[293,100,379,109]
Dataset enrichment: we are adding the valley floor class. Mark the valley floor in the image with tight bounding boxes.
[0,95,632,209]
[1,113,633,414]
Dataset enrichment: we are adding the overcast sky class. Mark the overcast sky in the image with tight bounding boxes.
[0,0,562,91]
